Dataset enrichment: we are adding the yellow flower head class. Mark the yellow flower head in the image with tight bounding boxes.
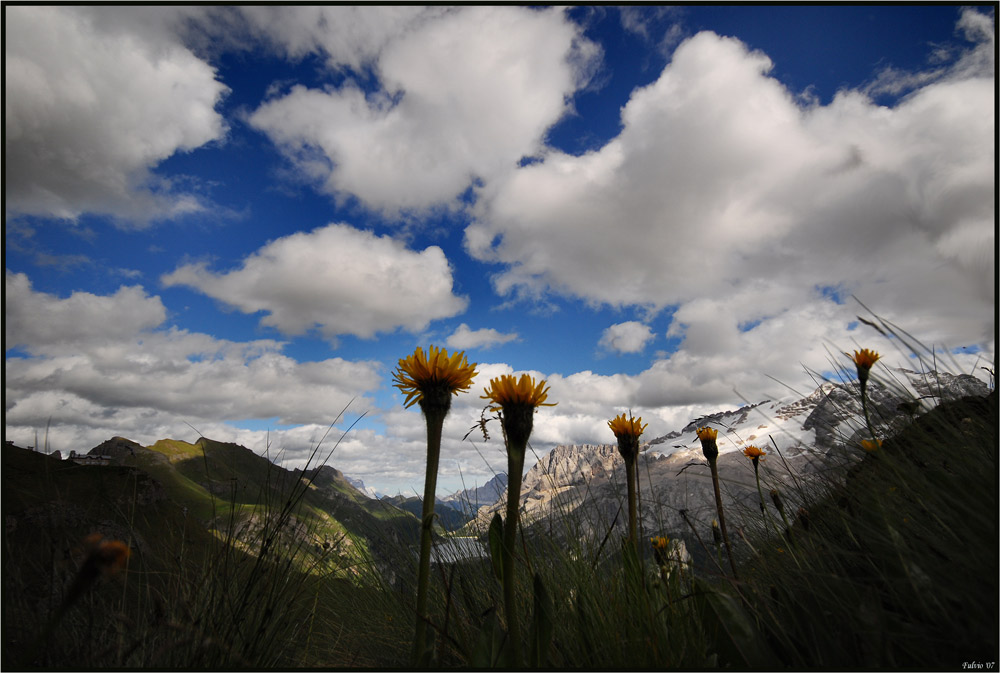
[743,445,766,460]
[481,373,555,452]
[860,438,882,452]
[851,348,881,382]
[650,535,670,565]
[393,346,478,409]
[696,426,719,462]
[481,373,556,410]
[696,427,718,441]
[608,413,648,440]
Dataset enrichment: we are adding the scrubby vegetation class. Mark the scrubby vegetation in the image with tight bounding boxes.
[4,324,996,669]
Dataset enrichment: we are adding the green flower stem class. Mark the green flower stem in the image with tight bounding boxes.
[412,405,446,664]
[708,457,739,580]
[502,443,526,668]
[860,379,879,444]
[753,465,781,540]
[753,466,767,518]
[625,455,639,551]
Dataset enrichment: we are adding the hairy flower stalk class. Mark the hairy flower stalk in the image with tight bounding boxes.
[852,348,881,443]
[609,413,647,552]
[743,445,767,516]
[393,346,477,664]
[697,427,739,579]
[710,519,724,569]
[482,373,554,666]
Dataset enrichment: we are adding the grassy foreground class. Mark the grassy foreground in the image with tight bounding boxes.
[3,365,996,669]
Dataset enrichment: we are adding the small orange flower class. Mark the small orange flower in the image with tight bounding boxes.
[742,445,766,460]
[81,533,131,576]
[860,438,882,452]
[650,535,669,565]
[65,534,131,607]
[851,348,880,383]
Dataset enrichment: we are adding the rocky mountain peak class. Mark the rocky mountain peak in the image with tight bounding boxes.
[464,368,992,551]
[88,436,145,459]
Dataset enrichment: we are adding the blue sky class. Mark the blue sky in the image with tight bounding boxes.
[5,6,995,496]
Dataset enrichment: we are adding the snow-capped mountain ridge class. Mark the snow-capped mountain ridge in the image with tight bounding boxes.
[465,367,990,544]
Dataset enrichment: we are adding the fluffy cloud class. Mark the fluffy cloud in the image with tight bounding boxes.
[5,271,990,495]
[162,223,468,341]
[599,321,655,354]
[4,272,381,451]
[3,6,228,223]
[247,6,600,215]
[446,324,519,351]
[864,7,995,98]
[466,19,994,369]
[5,271,167,354]
[239,6,439,73]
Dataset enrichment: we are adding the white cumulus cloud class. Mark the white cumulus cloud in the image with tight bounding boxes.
[599,321,655,354]
[446,324,519,351]
[247,5,600,216]
[239,6,440,73]
[161,223,468,341]
[466,20,994,372]
[3,6,228,223]
[4,272,382,450]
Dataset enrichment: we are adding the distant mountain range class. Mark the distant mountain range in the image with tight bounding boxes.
[462,368,990,563]
[8,367,987,572]
[5,434,425,591]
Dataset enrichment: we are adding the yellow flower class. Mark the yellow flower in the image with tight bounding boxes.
[742,445,766,460]
[608,413,647,440]
[860,438,882,452]
[393,346,478,409]
[851,348,881,382]
[696,427,718,441]
[696,426,719,462]
[650,535,670,565]
[481,374,555,410]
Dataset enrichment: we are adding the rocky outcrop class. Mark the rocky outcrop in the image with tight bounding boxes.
[89,436,144,459]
